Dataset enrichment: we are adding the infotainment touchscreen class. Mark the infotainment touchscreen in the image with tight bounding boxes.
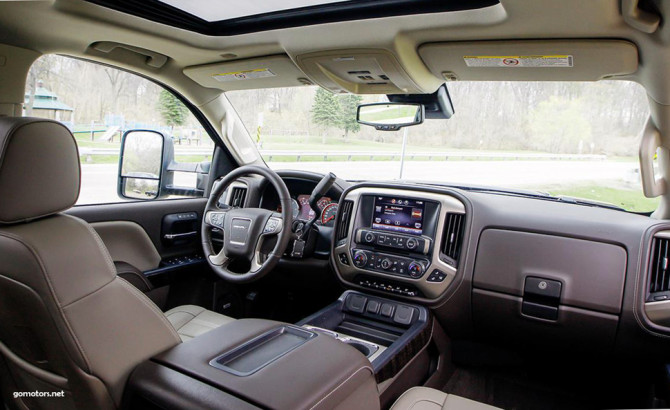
[371,196,425,235]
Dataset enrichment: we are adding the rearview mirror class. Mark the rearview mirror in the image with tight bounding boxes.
[118,130,168,200]
[356,103,424,131]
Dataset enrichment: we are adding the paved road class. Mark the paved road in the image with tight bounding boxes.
[77,160,640,205]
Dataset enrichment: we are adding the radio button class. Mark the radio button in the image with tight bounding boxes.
[406,238,418,250]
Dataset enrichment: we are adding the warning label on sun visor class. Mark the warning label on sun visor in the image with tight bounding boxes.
[212,68,276,82]
[463,55,573,68]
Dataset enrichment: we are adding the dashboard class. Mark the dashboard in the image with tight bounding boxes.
[220,170,670,358]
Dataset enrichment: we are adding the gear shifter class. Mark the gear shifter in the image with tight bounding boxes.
[291,172,337,257]
[304,172,337,231]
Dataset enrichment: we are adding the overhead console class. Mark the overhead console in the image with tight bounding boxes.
[295,49,429,94]
[332,185,467,301]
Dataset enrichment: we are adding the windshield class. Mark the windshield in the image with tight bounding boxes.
[226,81,656,212]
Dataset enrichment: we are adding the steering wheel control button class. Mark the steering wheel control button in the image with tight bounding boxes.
[209,212,226,228]
[427,270,447,282]
[380,303,394,318]
[393,305,415,325]
[263,217,282,234]
[346,294,367,313]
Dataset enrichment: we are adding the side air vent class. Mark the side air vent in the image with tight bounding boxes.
[649,236,670,295]
[336,200,354,243]
[230,186,247,208]
[442,213,466,265]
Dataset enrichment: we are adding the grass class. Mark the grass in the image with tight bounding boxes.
[547,185,659,213]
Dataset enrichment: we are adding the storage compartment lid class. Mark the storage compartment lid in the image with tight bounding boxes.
[419,40,639,81]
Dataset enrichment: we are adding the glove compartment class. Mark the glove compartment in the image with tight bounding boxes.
[472,229,626,350]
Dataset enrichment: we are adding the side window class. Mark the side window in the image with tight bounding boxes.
[24,55,214,205]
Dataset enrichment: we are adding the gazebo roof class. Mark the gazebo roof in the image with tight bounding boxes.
[24,86,74,111]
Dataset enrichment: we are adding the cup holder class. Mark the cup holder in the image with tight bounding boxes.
[341,339,378,358]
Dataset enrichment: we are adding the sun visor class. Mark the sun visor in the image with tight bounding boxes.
[418,40,638,81]
[183,55,310,91]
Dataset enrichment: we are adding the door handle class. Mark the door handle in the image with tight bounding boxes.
[164,231,197,240]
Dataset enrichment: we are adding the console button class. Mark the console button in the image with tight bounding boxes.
[352,251,368,267]
[406,238,418,250]
[364,231,376,243]
[408,261,425,278]
[380,258,392,270]
[393,305,414,325]
[427,270,447,282]
[346,294,367,313]
[366,300,380,314]
[338,253,350,265]
[380,303,394,317]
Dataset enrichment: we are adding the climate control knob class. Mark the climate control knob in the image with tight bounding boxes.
[406,238,418,250]
[408,261,425,278]
[380,258,392,270]
[364,231,376,243]
[352,251,368,267]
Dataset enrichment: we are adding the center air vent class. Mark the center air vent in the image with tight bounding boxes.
[230,186,247,208]
[441,213,466,266]
[336,200,354,243]
[649,236,670,296]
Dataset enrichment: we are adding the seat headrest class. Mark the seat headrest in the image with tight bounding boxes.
[0,117,80,224]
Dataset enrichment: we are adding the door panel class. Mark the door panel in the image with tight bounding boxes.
[68,198,219,311]
[91,221,161,271]
[67,198,207,259]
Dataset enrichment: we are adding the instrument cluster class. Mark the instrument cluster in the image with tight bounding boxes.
[279,194,339,226]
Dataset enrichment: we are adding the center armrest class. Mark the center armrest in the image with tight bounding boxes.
[129,318,380,410]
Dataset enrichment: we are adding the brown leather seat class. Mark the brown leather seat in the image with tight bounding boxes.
[0,117,184,409]
[391,387,502,410]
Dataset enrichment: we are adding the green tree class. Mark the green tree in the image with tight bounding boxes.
[336,94,363,138]
[311,88,340,128]
[158,89,188,129]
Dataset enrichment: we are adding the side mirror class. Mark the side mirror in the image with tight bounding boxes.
[356,103,424,131]
[118,130,171,200]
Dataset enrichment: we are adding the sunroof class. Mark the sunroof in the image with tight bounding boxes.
[86,0,500,36]
[158,0,349,23]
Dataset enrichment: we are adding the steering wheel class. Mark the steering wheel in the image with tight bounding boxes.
[202,165,292,283]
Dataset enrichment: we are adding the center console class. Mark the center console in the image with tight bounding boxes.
[333,186,466,301]
[123,291,443,410]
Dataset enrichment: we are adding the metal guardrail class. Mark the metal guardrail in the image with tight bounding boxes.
[78,148,607,162]
[258,151,608,162]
